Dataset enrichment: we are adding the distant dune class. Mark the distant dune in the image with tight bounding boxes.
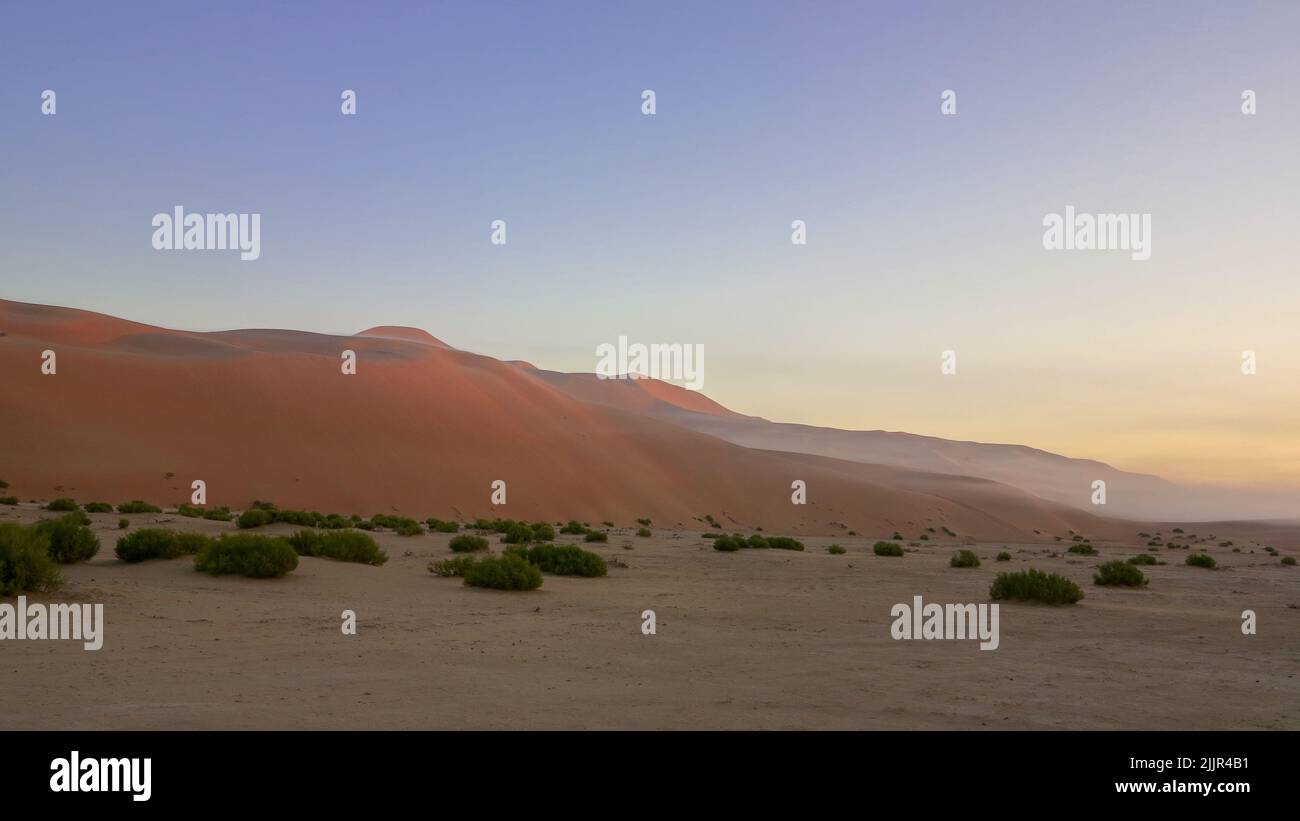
[0,298,1151,540]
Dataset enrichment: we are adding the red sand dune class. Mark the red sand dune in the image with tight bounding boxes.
[0,298,1144,539]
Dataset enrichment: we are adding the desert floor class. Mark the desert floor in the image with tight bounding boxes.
[1,506,1296,730]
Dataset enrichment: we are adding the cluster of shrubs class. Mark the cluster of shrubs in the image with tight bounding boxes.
[1067,543,1097,555]
[117,501,163,514]
[425,518,460,533]
[194,534,298,578]
[449,534,490,553]
[1094,560,1147,587]
[0,497,17,506]
[115,528,211,562]
[506,543,607,577]
[712,533,804,552]
[873,541,904,557]
[236,502,364,532]
[83,502,115,513]
[827,544,846,555]
[286,530,387,565]
[35,514,100,563]
[0,522,62,595]
[996,551,1012,562]
[177,504,232,522]
[1127,554,1161,566]
[950,549,980,568]
[989,568,1084,604]
[1185,553,1216,569]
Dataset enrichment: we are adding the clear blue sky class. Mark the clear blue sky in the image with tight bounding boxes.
[2,1,1298,487]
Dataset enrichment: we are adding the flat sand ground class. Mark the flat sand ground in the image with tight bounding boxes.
[1,506,1296,729]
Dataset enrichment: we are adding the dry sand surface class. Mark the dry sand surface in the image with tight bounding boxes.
[1,506,1296,730]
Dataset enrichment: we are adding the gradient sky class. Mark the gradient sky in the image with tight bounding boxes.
[2,1,1298,491]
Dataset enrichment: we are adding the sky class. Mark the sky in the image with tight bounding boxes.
[2,1,1298,491]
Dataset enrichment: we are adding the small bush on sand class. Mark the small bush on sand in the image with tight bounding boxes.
[0,523,61,595]
[637,527,652,538]
[83,502,114,514]
[637,518,651,526]
[713,536,742,551]
[194,534,298,578]
[996,551,1012,562]
[1067,543,1097,555]
[118,518,129,530]
[429,555,478,577]
[463,553,542,591]
[584,530,608,543]
[989,568,1084,604]
[502,523,534,544]
[45,498,80,512]
[34,514,99,563]
[514,543,607,577]
[1185,553,1216,569]
[530,523,557,542]
[1127,554,1159,565]
[828,544,846,555]
[237,508,273,529]
[287,530,387,565]
[1094,560,1147,587]
[449,534,489,553]
[426,518,460,533]
[559,521,586,535]
[1279,555,1296,566]
[0,497,17,506]
[117,501,162,514]
[874,541,904,557]
[763,536,805,551]
[115,528,211,562]
[950,549,980,568]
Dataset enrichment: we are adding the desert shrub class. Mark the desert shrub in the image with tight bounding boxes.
[892,532,904,540]
[764,536,805,551]
[919,534,929,541]
[1067,543,1097,555]
[34,515,100,563]
[996,551,1012,562]
[0,523,61,595]
[559,521,586,535]
[602,521,614,528]
[429,555,478,577]
[237,508,273,529]
[636,518,651,526]
[463,554,543,591]
[873,541,904,557]
[288,530,387,565]
[516,543,607,577]
[636,527,652,538]
[1185,554,1216,569]
[83,502,114,514]
[989,568,1084,604]
[117,518,129,530]
[396,522,423,537]
[502,523,534,544]
[530,523,556,542]
[203,508,233,522]
[950,549,980,568]
[45,498,80,512]
[584,530,608,543]
[1282,556,1296,566]
[0,497,17,506]
[177,503,204,518]
[115,528,210,562]
[449,534,489,553]
[194,534,297,578]
[828,544,846,555]
[1094,560,1147,587]
[116,501,162,514]
[426,518,460,533]
[713,536,742,551]
[1127,554,1158,565]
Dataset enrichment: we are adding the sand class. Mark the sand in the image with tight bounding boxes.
[1,506,1295,730]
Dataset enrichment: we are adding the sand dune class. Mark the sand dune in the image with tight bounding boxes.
[0,298,1135,540]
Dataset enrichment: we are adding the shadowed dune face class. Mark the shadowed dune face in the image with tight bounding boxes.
[0,299,1134,539]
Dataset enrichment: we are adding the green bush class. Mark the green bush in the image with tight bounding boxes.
[115,528,211,562]
[996,551,1012,562]
[989,568,1084,604]
[395,522,423,537]
[429,555,478,577]
[636,527,652,538]
[194,534,298,578]
[117,518,129,530]
[1281,556,1296,566]
[45,498,80,512]
[637,518,651,526]
[584,530,608,543]
[559,521,586,535]
[515,543,607,577]
[502,523,534,544]
[1094,560,1147,587]
[950,549,980,568]
[34,515,100,563]
[237,508,273,529]
[1127,554,1158,566]
[117,501,162,514]
[827,544,846,555]
[713,536,742,551]
[0,497,17,506]
[0,523,61,595]
[203,508,233,522]
[287,530,387,565]
[426,518,460,533]
[873,541,904,557]
[530,522,557,542]
[449,534,489,553]
[83,502,114,514]
[763,536,805,551]
[1185,554,1216,569]
[463,553,543,590]
[1067,543,1097,555]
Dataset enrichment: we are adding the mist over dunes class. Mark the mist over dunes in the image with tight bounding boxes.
[0,299,1291,537]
